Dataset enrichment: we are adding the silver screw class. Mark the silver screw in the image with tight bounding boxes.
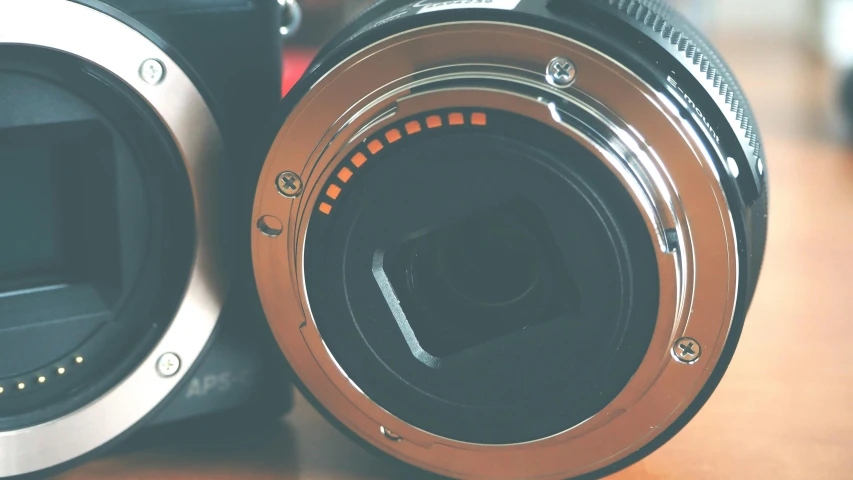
[546,57,577,88]
[380,426,402,442]
[139,59,165,85]
[276,171,303,198]
[672,337,701,364]
[156,352,181,377]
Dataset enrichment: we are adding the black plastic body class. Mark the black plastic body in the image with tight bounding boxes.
[104,0,283,175]
[2,1,290,477]
[149,297,293,428]
[87,0,293,428]
[269,0,768,478]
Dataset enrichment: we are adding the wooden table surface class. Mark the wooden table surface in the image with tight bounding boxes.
[57,37,853,480]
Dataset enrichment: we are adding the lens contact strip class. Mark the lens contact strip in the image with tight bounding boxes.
[315,110,490,216]
[0,354,85,398]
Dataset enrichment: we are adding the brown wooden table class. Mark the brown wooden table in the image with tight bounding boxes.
[57,37,853,480]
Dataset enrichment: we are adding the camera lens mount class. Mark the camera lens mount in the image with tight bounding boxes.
[254,2,767,478]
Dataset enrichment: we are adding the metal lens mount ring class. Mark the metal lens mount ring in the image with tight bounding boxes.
[0,0,226,475]
[253,22,739,480]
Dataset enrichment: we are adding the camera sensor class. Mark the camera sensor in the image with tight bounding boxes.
[0,120,134,298]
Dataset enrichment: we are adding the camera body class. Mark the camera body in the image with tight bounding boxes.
[95,0,293,426]
[103,0,283,174]
[96,0,293,425]
[0,0,289,476]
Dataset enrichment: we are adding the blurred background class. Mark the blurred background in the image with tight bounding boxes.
[59,1,853,479]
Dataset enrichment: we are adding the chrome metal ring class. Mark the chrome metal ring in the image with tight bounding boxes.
[0,0,226,476]
[253,21,739,479]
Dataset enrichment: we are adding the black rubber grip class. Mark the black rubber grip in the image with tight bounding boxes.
[587,0,763,175]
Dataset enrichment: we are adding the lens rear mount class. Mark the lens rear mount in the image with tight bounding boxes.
[302,107,661,444]
[253,15,746,480]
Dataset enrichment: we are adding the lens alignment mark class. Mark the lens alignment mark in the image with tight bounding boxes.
[327,184,342,200]
[368,139,385,153]
[380,426,403,442]
[316,112,489,215]
[257,215,284,237]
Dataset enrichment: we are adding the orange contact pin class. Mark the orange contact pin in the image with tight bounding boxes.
[351,152,367,168]
[448,112,465,125]
[326,184,342,200]
[405,121,422,134]
[426,115,442,129]
[385,129,402,144]
[471,112,487,126]
[319,203,333,214]
[368,139,384,154]
[337,167,353,183]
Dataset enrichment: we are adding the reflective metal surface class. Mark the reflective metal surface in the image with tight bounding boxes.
[0,0,227,475]
[253,21,739,479]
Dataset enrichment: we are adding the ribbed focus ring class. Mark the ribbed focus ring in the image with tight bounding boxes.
[593,0,763,167]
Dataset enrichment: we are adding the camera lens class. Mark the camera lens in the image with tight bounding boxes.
[253,1,768,478]
[0,2,226,476]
